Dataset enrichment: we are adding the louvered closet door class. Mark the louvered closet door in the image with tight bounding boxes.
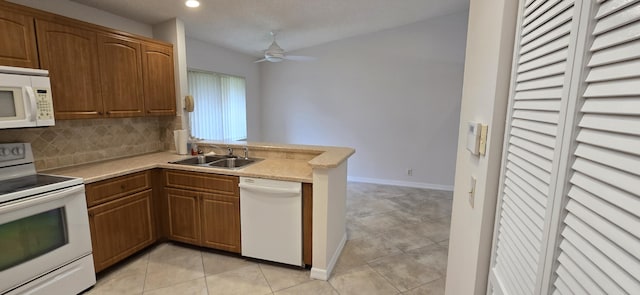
[489,1,582,294]
[552,1,640,294]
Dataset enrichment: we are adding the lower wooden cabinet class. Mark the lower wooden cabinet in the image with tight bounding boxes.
[166,187,200,245]
[201,192,240,252]
[85,171,155,273]
[84,168,310,273]
[164,170,241,253]
[88,189,154,272]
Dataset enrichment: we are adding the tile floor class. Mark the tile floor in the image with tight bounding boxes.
[83,182,453,295]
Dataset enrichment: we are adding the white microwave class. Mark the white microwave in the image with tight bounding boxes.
[0,66,55,129]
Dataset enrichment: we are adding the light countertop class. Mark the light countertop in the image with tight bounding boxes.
[44,143,354,184]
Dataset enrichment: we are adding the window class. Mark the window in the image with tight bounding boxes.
[187,70,247,141]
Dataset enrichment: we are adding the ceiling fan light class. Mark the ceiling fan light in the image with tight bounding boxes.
[185,0,200,8]
[265,56,283,62]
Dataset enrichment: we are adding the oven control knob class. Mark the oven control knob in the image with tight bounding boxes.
[12,147,23,156]
[0,148,6,157]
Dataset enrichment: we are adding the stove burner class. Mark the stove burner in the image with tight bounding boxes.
[0,174,76,196]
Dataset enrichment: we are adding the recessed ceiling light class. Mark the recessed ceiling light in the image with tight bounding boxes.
[185,0,200,8]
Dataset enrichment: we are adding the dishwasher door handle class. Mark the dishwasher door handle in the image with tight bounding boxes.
[239,183,301,196]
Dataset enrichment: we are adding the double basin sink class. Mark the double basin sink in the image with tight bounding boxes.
[170,155,261,169]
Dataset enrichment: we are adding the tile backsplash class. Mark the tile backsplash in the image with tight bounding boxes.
[0,117,169,170]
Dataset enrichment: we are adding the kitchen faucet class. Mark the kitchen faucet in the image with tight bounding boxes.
[243,147,249,159]
[227,146,234,157]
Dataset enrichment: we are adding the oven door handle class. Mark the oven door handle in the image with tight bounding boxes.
[0,185,84,214]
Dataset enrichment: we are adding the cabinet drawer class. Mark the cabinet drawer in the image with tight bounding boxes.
[164,170,239,196]
[86,171,151,207]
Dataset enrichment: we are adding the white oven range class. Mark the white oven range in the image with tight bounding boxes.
[0,143,95,295]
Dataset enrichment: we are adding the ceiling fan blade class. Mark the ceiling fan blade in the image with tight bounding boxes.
[283,55,316,61]
[254,58,267,63]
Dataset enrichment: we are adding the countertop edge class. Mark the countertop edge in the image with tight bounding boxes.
[308,147,356,168]
[196,141,355,168]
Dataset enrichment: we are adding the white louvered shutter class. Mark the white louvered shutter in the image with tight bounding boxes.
[490,1,582,294]
[552,1,640,294]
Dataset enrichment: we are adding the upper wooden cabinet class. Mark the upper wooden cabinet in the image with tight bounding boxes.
[0,10,38,68]
[98,34,145,117]
[36,19,103,119]
[0,2,177,119]
[142,43,176,116]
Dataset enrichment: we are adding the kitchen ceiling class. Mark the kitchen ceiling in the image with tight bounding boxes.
[71,0,469,57]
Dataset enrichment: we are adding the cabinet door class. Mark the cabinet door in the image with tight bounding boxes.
[0,10,38,68]
[302,183,312,266]
[88,189,155,273]
[201,192,241,253]
[97,34,144,117]
[141,43,176,116]
[36,19,102,119]
[166,188,201,245]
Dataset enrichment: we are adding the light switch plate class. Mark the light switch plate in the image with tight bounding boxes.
[469,176,476,208]
[466,122,482,155]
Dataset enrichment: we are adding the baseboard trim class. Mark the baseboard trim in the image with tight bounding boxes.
[310,267,327,281]
[347,176,454,191]
[310,232,347,281]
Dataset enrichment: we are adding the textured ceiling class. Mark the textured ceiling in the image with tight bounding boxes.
[71,0,469,57]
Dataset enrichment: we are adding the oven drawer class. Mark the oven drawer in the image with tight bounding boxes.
[86,171,151,207]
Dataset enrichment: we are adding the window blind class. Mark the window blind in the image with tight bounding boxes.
[187,70,247,141]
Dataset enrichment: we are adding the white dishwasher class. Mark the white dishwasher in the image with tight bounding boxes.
[239,177,303,266]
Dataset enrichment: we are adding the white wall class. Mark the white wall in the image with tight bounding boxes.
[185,37,262,141]
[259,11,468,189]
[445,0,517,294]
[8,0,152,37]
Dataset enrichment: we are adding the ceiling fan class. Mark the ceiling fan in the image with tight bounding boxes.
[255,32,316,63]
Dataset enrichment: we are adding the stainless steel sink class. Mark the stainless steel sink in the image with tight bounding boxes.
[209,158,258,169]
[170,155,228,166]
[170,155,260,169]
